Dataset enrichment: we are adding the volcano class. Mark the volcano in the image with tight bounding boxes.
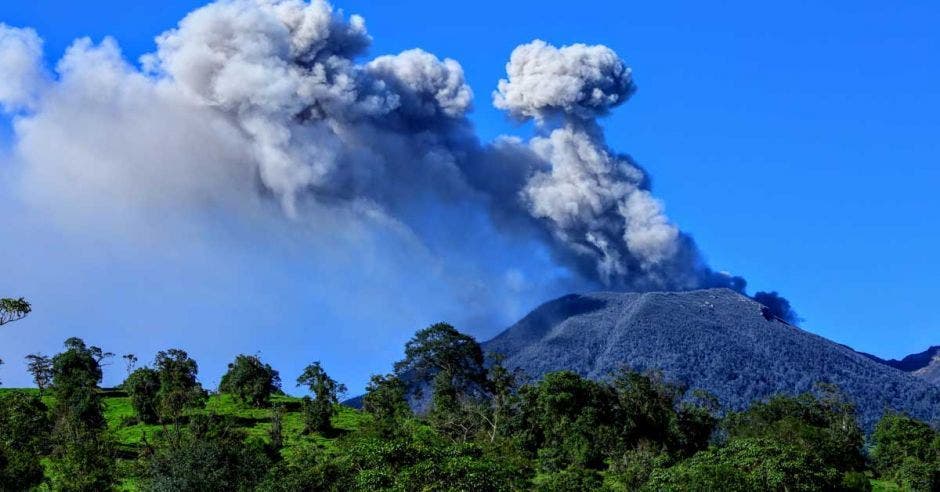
[482,288,940,429]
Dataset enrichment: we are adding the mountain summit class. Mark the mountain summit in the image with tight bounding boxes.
[483,288,939,429]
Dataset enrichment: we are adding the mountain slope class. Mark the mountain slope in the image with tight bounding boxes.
[913,354,940,386]
[860,346,940,385]
[483,288,940,430]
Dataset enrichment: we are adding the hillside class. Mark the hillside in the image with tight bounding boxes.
[0,388,368,491]
[483,288,940,429]
[861,346,940,386]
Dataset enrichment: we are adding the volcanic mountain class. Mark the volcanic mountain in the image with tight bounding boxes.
[482,288,940,429]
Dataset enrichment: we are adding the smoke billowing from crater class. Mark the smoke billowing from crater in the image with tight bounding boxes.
[0,0,786,313]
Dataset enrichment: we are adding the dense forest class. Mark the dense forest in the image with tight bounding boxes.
[0,298,937,491]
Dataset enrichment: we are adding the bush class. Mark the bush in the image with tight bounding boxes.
[841,471,872,492]
[140,414,272,491]
[533,466,604,492]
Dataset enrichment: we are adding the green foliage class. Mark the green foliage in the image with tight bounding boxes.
[51,337,107,429]
[124,367,161,424]
[0,297,30,326]
[328,430,530,491]
[647,437,843,491]
[362,373,411,437]
[723,385,866,473]
[47,423,117,492]
[24,353,53,395]
[139,414,273,492]
[219,354,281,408]
[0,323,934,491]
[297,362,346,434]
[870,411,939,491]
[394,322,487,392]
[605,446,673,490]
[517,370,620,471]
[154,349,206,427]
[0,392,51,490]
[842,471,874,491]
[533,466,604,492]
[48,337,117,491]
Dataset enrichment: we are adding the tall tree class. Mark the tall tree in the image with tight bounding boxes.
[297,362,346,434]
[51,337,106,429]
[48,337,116,491]
[0,298,30,326]
[154,349,206,435]
[394,322,486,392]
[122,353,138,376]
[24,353,53,395]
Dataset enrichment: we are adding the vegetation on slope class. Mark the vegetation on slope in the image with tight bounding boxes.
[0,296,937,491]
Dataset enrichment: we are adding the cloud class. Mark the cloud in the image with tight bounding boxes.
[0,24,47,112]
[1,0,784,320]
[493,39,635,122]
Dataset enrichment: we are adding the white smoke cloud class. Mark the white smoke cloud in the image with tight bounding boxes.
[0,24,47,112]
[493,39,635,121]
[2,0,749,302]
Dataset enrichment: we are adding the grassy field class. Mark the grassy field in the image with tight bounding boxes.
[0,387,369,490]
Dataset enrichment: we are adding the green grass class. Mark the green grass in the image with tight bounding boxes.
[2,388,370,490]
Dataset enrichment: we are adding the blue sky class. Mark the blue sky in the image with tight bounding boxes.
[1,0,938,392]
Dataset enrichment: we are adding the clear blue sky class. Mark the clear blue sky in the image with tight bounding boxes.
[1,0,938,392]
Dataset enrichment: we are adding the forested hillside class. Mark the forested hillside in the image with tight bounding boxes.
[0,298,937,490]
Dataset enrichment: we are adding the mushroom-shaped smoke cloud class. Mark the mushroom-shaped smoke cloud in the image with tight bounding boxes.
[1,0,783,307]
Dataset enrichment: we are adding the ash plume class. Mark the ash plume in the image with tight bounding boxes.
[0,0,786,313]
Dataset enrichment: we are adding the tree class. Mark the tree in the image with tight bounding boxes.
[269,404,285,451]
[516,371,620,471]
[871,412,939,490]
[218,354,281,407]
[723,387,865,474]
[122,354,138,376]
[394,322,486,395]
[154,348,206,432]
[362,373,411,437]
[51,337,106,429]
[124,367,161,424]
[48,337,116,490]
[0,392,52,490]
[478,355,524,444]
[296,362,346,434]
[24,353,53,395]
[0,297,30,326]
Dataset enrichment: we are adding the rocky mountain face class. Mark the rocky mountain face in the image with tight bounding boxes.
[482,288,940,430]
